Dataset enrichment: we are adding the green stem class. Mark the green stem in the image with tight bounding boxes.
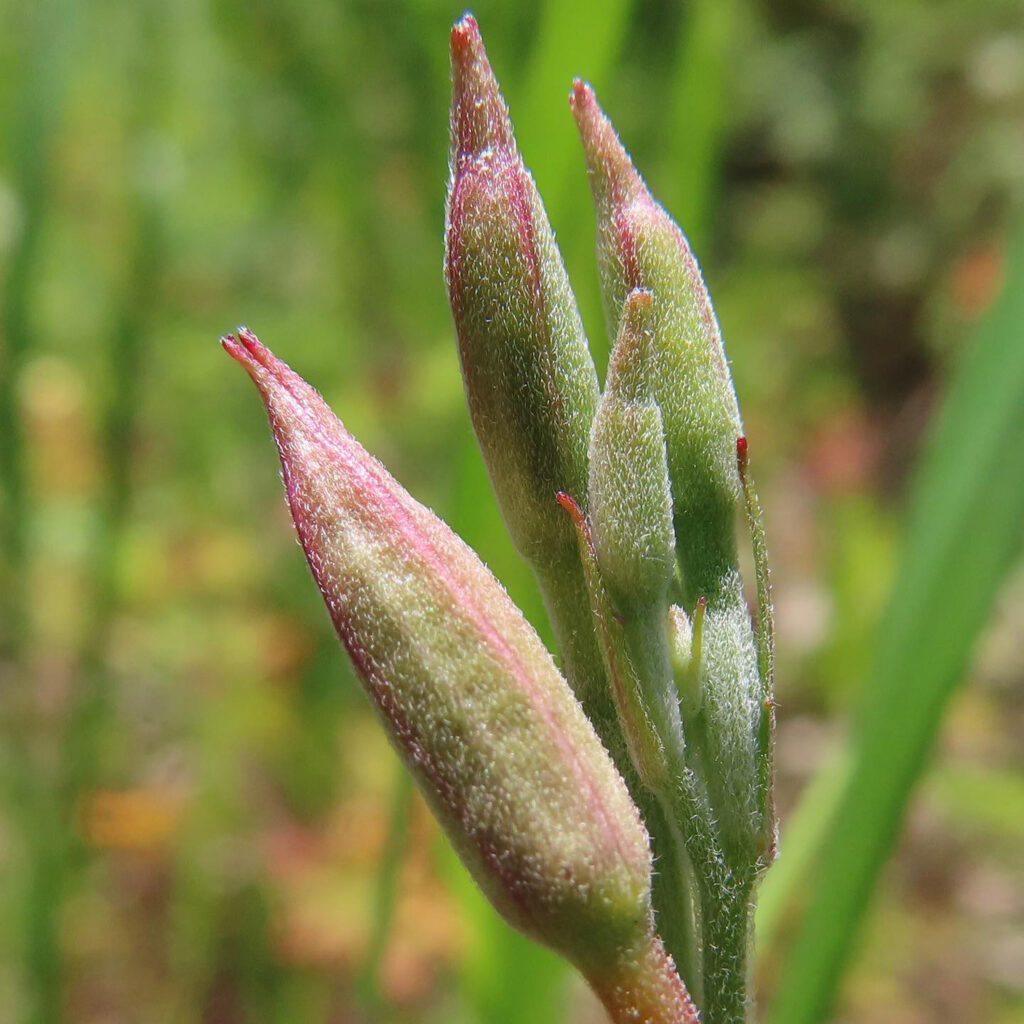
[646,798,703,1005]
[560,493,760,1019]
[658,764,755,1024]
[618,612,707,1000]
[537,545,708,1006]
[698,876,754,1024]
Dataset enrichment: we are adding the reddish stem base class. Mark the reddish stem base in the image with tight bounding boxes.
[588,933,700,1024]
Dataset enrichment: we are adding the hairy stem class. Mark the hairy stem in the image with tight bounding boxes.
[699,876,755,1024]
[646,799,703,1005]
[663,766,757,1024]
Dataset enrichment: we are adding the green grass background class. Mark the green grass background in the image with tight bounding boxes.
[0,0,1022,1021]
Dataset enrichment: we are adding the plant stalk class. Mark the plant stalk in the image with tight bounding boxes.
[587,933,700,1024]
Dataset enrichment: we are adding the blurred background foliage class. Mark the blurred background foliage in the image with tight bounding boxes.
[0,0,1022,1022]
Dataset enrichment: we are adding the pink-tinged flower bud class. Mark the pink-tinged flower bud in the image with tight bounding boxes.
[445,18,609,724]
[446,18,598,569]
[222,327,682,991]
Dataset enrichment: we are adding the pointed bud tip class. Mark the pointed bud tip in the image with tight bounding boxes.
[449,13,514,162]
[617,288,655,364]
[570,81,643,204]
[605,289,656,401]
[569,79,603,144]
[569,78,594,112]
[450,13,481,63]
[220,331,242,359]
[221,325,274,378]
[222,327,315,419]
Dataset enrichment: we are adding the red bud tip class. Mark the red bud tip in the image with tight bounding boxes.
[555,490,589,536]
[221,326,277,382]
[570,80,645,206]
[221,326,321,416]
[450,14,515,168]
[624,288,653,314]
[737,435,749,478]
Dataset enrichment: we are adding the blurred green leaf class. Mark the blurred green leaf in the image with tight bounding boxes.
[658,0,739,253]
[514,0,633,369]
[929,761,1024,844]
[439,837,568,1024]
[767,221,1024,1024]
[514,0,632,218]
[358,767,414,1013]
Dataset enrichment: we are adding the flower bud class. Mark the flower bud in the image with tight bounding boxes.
[571,81,741,606]
[669,602,700,716]
[223,326,655,974]
[446,17,599,571]
[572,84,772,868]
[445,17,618,744]
[589,288,675,612]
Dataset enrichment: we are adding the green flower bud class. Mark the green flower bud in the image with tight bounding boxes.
[572,83,772,869]
[589,288,675,613]
[571,80,741,606]
[557,491,669,796]
[444,18,621,754]
[223,326,658,975]
[669,602,700,717]
[446,19,599,571]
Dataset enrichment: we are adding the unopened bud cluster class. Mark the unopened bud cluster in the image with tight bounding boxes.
[227,13,775,1024]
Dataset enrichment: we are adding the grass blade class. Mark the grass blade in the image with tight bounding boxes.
[754,744,852,954]
[513,0,633,217]
[767,222,1024,1024]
